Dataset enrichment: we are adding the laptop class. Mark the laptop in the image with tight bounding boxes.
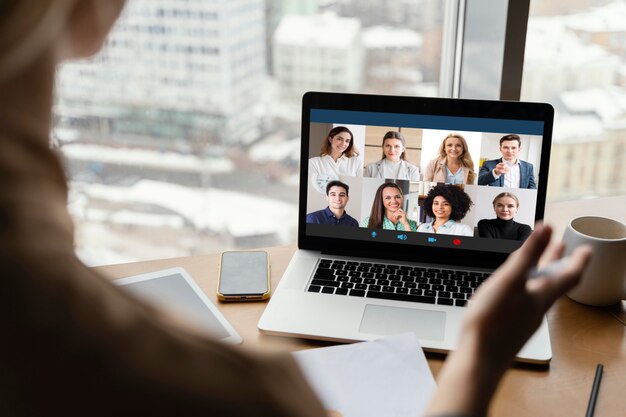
[258,92,554,364]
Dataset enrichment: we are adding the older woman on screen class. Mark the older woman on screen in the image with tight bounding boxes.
[424,133,476,185]
[417,184,473,236]
[309,126,362,193]
[363,131,420,181]
[477,192,532,241]
[360,182,417,231]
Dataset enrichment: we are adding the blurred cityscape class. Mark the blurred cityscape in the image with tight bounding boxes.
[53,0,626,265]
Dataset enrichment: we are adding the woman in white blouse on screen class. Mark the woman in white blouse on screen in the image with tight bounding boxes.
[309,126,362,193]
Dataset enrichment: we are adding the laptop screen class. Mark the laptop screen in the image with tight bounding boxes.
[300,92,554,269]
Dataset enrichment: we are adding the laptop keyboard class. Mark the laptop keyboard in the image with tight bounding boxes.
[306,259,491,307]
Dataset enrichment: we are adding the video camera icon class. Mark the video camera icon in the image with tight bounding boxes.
[427,237,437,243]
[396,234,408,241]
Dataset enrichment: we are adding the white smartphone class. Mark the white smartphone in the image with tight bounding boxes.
[217,251,271,301]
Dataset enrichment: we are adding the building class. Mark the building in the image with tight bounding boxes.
[522,17,620,102]
[362,26,423,95]
[548,87,626,199]
[523,1,626,200]
[335,0,443,32]
[273,13,365,102]
[55,0,267,148]
[565,0,626,57]
[265,0,318,74]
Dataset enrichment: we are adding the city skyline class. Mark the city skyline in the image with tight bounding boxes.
[53,0,625,264]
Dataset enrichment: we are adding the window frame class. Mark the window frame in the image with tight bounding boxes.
[441,0,530,100]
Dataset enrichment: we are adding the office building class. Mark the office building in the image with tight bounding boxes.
[548,87,626,199]
[524,1,626,200]
[55,0,267,148]
[362,26,424,95]
[273,13,365,101]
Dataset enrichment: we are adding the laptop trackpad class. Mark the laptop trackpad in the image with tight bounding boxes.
[359,304,446,341]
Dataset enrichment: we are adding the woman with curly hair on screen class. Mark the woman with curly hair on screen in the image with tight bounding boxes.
[417,184,474,236]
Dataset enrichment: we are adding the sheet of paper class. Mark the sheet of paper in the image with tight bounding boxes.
[293,333,436,417]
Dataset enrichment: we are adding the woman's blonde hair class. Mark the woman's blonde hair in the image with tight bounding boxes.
[492,192,520,207]
[437,133,476,184]
[0,1,77,81]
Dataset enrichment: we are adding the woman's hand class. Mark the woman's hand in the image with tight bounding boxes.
[392,209,411,229]
[462,225,590,365]
[425,225,592,417]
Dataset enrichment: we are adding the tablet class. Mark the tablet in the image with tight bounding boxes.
[114,267,242,344]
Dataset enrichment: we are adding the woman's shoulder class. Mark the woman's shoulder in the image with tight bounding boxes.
[402,160,419,169]
[460,222,473,231]
[308,156,323,167]
[455,222,474,236]
[427,158,445,169]
[514,220,532,231]
[417,221,432,232]
[343,155,363,175]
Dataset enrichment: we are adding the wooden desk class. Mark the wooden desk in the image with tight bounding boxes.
[96,196,626,417]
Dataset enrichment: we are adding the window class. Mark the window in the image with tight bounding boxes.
[58,0,543,265]
[522,0,626,201]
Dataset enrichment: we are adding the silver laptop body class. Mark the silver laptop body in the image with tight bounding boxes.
[259,92,554,364]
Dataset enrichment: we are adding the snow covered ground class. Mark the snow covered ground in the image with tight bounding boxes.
[62,143,235,173]
[69,179,298,265]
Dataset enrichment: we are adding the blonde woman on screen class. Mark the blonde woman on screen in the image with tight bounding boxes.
[0,2,591,416]
[309,126,362,193]
[477,192,532,241]
[424,133,476,185]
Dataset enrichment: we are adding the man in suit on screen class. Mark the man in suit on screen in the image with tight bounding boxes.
[478,134,536,189]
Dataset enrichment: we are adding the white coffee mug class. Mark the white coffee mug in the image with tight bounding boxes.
[563,216,626,306]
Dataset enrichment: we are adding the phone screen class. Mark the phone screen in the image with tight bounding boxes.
[218,251,269,299]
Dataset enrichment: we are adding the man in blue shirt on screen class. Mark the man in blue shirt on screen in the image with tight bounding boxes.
[306,180,359,227]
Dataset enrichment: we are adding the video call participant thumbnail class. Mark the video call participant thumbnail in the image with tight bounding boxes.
[361,182,417,231]
[423,133,476,185]
[477,192,532,241]
[478,134,536,189]
[417,184,473,236]
[363,131,420,181]
[306,180,359,227]
[309,126,362,194]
